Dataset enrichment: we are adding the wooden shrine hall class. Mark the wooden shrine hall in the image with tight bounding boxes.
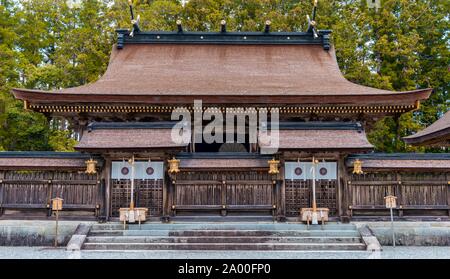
[2,15,450,222]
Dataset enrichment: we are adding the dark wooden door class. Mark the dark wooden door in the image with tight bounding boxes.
[110,179,163,217]
[172,171,275,216]
[285,179,337,217]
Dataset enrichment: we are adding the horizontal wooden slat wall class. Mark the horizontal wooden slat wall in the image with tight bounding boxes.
[347,171,450,217]
[0,170,102,218]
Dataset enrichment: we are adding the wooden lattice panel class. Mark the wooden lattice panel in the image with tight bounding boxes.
[285,179,337,217]
[111,179,163,217]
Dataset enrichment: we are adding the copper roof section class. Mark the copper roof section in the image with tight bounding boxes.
[0,152,98,170]
[75,122,188,151]
[12,42,431,106]
[346,153,450,170]
[403,111,450,146]
[258,123,374,152]
[179,158,268,170]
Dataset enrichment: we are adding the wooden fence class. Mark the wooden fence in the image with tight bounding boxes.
[347,172,450,218]
[170,171,277,216]
[0,170,103,219]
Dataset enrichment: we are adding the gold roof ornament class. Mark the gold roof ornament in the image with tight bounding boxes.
[85,158,97,174]
[268,158,280,174]
[168,157,180,174]
[353,159,363,175]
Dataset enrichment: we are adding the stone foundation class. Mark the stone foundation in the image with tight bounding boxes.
[354,222,450,246]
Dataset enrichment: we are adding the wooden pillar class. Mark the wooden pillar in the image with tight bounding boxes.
[165,155,175,217]
[221,175,227,216]
[338,154,350,221]
[162,160,169,220]
[0,171,4,216]
[396,171,403,218]
[278,157,286,221]
[103,157,112,221]
[447,172,450,217]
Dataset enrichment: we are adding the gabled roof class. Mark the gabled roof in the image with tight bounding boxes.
[12,29,431,108]
[403,111,450,147]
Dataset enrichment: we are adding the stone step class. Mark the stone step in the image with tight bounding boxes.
[85,235,362,244]
[170,216,277,223]
[169,230,361,237]
[91,223,357,231]
[83,242,367,251]
[88,229,361,237]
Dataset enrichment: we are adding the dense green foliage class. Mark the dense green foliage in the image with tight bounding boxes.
[0,0,448,152]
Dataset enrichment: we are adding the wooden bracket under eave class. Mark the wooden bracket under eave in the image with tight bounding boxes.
[412,100,421,112]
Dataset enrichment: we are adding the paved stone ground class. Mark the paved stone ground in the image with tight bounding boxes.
[0,246,449,259]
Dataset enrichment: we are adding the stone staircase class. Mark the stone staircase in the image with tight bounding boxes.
[81,223,368,251]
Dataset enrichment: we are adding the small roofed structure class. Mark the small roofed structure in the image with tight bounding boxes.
[75,122,189,152]
[0,152,102,170]
[403,111,450,147]
[258,122,373,153]
[346,153,450,171]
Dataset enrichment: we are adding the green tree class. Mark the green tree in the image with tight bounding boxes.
[0,0,448,153]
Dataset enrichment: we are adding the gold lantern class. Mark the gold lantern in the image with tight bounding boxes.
[85,158,97,174]
[268,158,280,174]
[352,159,363,174]
[168,157,180,174]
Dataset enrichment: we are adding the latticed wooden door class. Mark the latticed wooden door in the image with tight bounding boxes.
[285,180,337,217]
[110,179,163,217]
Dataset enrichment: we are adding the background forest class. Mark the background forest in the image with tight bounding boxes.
[0,0,448,152]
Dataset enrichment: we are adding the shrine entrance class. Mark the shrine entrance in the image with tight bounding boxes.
[110,161,164,217]
[169,170,277,217]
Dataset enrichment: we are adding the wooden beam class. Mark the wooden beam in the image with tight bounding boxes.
[103,157,112,220]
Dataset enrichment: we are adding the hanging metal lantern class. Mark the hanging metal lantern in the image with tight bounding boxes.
[353,159,363,175]
[85,158,97,174]
[168,157,180,174]
[268,158,280,174]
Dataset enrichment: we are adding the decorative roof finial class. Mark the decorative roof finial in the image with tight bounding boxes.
[128,0,140,37]
[176,19,183,32]
[220,20,227,33]
[264,20,271,33]
[306,0,319,38]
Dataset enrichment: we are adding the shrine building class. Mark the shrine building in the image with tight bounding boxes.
[1,16,449,222]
